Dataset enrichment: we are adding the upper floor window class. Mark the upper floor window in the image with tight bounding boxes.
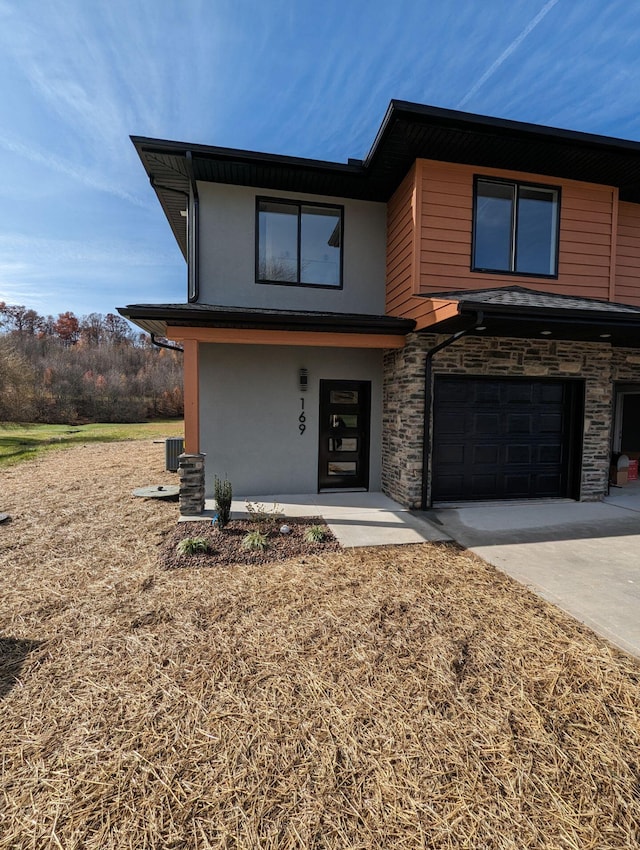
[256,198,343,287]
[472,178,560,277]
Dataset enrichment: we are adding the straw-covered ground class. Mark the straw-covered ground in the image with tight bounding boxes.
[1,441,640,849]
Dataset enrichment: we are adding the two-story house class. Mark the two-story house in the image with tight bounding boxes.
[119,101,640,510]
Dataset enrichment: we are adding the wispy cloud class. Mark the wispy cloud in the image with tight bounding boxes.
[0,132,149,207]
[0,232,178,270]
[0,230,184,314]
[0,1,194,195]
[457,0,561,109]
[2,4,143,150]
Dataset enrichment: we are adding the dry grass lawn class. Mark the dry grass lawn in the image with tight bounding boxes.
[1,441,640,849]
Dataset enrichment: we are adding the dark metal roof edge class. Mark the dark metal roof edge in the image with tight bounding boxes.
[131,135,366,177]
[133,103,640,182]
[456,300,640,324]
[418,285,640,314]
[378,100,640,157]
[118,304,415,334]
[362,100,398,168]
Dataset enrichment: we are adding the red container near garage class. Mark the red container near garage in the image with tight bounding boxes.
[628,460,639,481]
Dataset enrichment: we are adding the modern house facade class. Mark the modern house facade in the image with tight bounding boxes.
[119,101,640,509]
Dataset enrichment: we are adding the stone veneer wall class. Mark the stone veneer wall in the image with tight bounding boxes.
[382,333,616,509]
[178,453,206,516]
[611,347,640,382]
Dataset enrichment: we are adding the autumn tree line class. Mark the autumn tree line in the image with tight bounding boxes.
[0,303,183,423]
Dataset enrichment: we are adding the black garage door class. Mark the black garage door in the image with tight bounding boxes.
[432,377,583,502]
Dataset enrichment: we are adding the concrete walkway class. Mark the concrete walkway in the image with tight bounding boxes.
[429,485,640,658]
[186,491,450,548]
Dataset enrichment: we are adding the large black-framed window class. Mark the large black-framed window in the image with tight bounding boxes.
[256,197,343,288]
[472,177,560,277]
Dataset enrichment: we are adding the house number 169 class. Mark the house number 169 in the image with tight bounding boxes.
[299,397,306,434]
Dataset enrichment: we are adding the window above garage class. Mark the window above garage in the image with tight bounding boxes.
[472,178,560,278]
[256,198,343,288]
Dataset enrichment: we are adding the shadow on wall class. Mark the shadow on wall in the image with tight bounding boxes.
[0,636,44,699]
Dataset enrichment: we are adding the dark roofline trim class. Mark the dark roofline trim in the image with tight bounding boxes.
[371,101,640,161]
[131,136,366,178]
[132,103,640,185]
[455,300,640,326]
[117,304,415,336]
[418,303,640,349]
[419,285,640,315]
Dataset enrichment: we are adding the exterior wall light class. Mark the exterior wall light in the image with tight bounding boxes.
[600,333,612,339]
[540,330,552,336]
[299,368,309,391]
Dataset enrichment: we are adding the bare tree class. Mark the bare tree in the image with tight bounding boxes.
[0,304,183,423]
[0,336,36,421]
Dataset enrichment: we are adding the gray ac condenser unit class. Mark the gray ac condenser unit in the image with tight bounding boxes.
[165,437,184,472]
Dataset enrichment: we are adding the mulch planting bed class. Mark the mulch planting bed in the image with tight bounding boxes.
[2,440,640,848]
[159,516,340,569]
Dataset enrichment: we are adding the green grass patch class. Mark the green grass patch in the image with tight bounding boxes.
[0,420,184,469]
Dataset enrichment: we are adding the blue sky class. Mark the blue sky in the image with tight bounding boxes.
[1,0,639,318]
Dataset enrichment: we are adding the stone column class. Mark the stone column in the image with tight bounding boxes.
[178,453,205,516]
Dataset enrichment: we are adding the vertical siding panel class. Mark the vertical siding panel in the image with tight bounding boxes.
[610,188,619,302]
[615,201,640,307]
[412,160,425,296]
[386,165,424,320]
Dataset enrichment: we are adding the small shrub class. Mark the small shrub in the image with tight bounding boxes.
[241,529,269,551]
[245,500,283,531]
[177,536,210,556]
[214,476,233,528]
[304,524,325,543]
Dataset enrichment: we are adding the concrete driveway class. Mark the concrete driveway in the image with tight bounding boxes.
[428,484,640,658]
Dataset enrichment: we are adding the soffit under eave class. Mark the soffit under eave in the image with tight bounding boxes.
[139,149,191,259]
[420,307,640,348]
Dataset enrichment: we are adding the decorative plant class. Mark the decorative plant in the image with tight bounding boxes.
[214,475,233,528]
[245,500,283,531]
[304,525,325,543]
[241,530,269,551]
[176,536,210,556]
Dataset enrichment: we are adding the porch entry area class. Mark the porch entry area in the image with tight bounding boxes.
[613,383,640,455]
[318,380,371,490]
[431,376,584,502]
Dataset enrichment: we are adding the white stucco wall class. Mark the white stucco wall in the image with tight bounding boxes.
[199,343,383,496]
[197,183,387,314]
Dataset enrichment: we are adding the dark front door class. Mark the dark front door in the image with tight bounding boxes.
[318,380,370,490]
[432,376,583,502]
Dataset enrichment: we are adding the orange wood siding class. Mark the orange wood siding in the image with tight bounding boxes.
[386,158,622,319]
[386,162,459,327]
[615,201,640,307]
[167,326,405,348]
[386,164,417,317]
[416,160,617,300]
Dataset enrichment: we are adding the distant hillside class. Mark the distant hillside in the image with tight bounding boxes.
[0,303,183,423]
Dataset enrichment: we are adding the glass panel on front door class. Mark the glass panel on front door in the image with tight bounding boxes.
[318,380,370,490]
[330,389,359,405]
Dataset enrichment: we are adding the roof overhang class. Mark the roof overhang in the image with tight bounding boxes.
[117,303,415,347]
[132,100,640,258]
[419,291,640,348]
